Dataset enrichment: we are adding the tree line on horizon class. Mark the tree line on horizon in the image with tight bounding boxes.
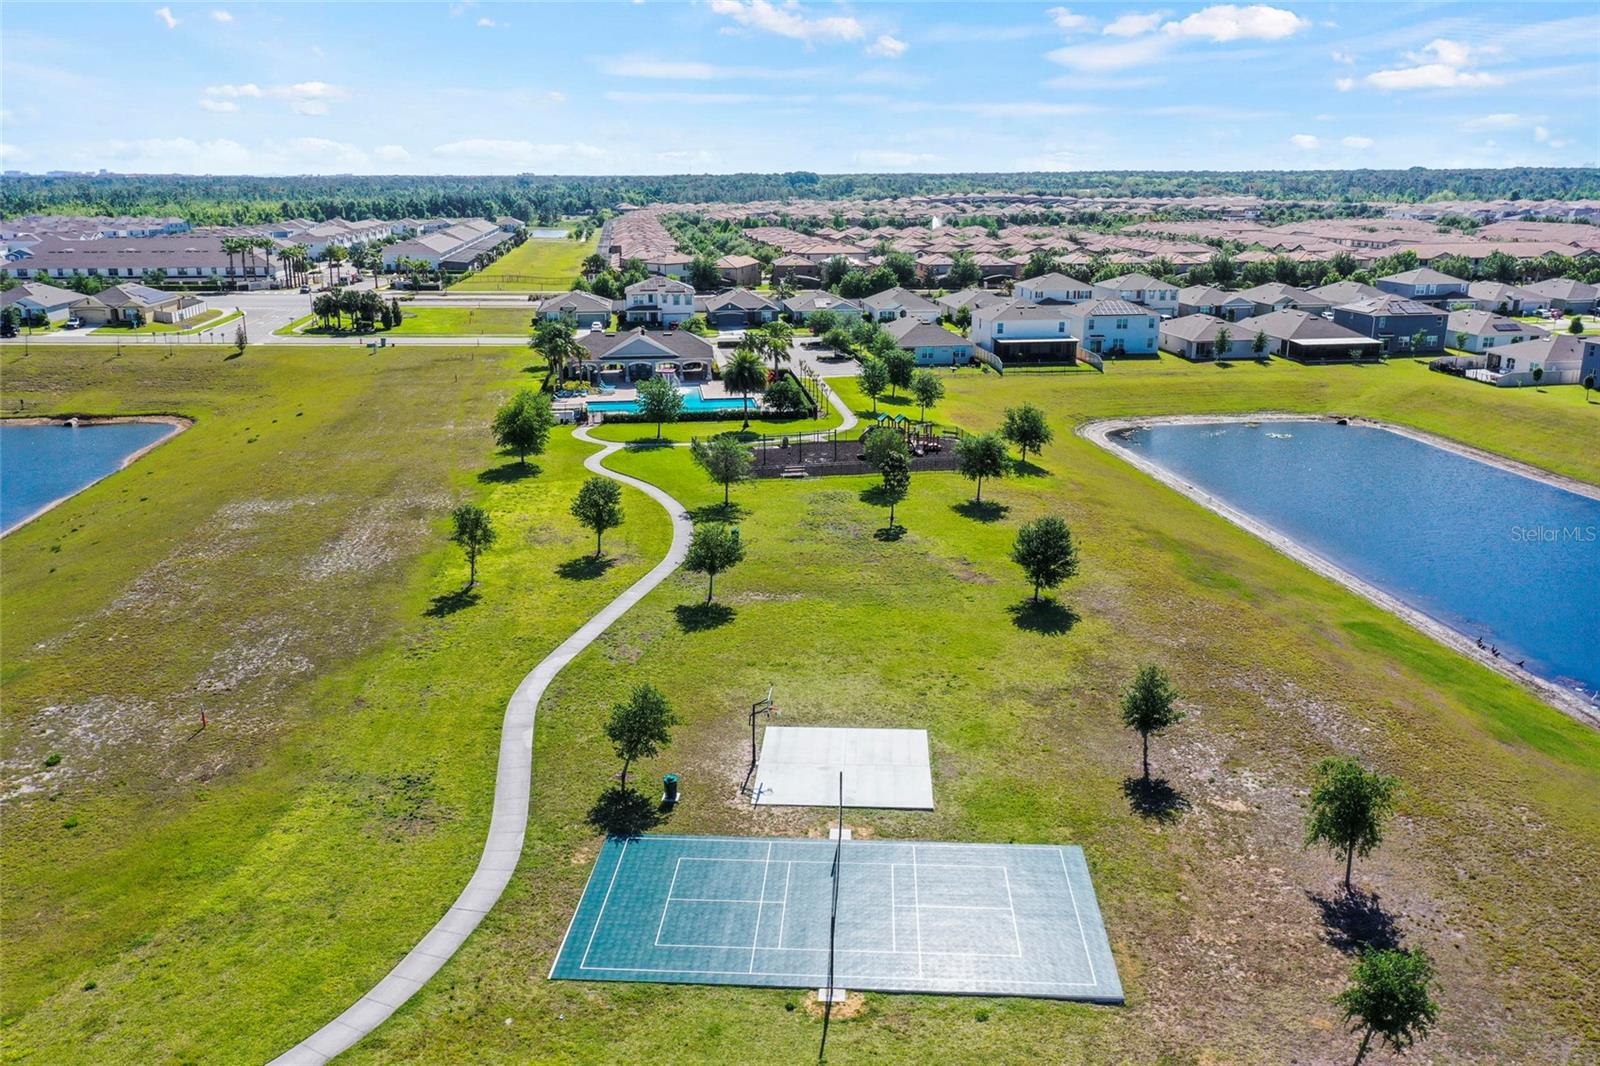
[4,167,1598,226]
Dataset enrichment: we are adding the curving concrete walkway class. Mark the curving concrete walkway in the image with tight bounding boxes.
[267,426,692,1065]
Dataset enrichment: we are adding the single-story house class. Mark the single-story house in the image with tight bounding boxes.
[770,255,822,288]
[969,300,1078,363]
[1446,309,1547,354]
[575,327,716,385]
[782,292,864,324]
[883,317,974,367]
[1522,277,1597,314]
[1466,281,1550,316]
[1,280,82,323]
[1159,314,1256,361]
[1307,279,1384,307]
[1470,335,1600,387]
[1234,309,1383,362]
[716,254,762,288]
[697,288,781,329]
[1331,296,1449,354]
[69,284,206,326]
[1014,272,1096,305]
[1235,283,1333,317]
[622,276,696,327]
[937,287,1011,319]
[862,286,940,324]
[1177,284,1255,321]
[1375,268,1469,305]
[537,290,615,329]
[1063,298,1159,357]
[1090,273,1180,317]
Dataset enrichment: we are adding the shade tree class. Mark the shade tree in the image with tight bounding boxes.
[571,476,625,558]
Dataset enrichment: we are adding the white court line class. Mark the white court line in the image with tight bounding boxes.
[647,854,1008,874]
[777,861,793,950]
[653,858,685,948]
[1002,866,1023,957]
[579,839,631,971]
[1059,847,1096,986]
[750,842,773,973]
[911,845,924,978]
[667,897,764,904]
[575,961,1101,987]
[645,945,1029,958]
[889,865,896,953]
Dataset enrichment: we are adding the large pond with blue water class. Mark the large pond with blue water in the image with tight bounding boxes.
[1,421,180,533]
[1109,419,1600,705]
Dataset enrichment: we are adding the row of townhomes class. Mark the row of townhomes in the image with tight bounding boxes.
[0,214,523,287]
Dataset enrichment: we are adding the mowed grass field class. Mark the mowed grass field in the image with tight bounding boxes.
[283,304,538,337]
[450,231,598,293]
[1,346,1597,1062]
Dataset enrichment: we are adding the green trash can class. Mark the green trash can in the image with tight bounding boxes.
[662,774,680,804]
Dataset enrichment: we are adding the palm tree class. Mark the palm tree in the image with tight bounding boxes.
[753,320,794,374]
[723,347,767,427]
[221,237,245,289]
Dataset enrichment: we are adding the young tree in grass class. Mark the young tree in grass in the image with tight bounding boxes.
[1001,403,1053,462]
[1305,756,1399,891]
[690,435,754,506]
[1214,324,1232,359]
[1011,515,1079,604]
[910,369,945,421]
[722,347,767,425]
[1569,313,1585,335]
[1409,328,1428,353]
[956,431,1008,503]
[876,450,911,530]
[1584,371,1596,400]
[492,387,555,467]
[1454,330,1470,352]
[882,347,915,398]
[1336,948,1440,1066]
[1119,664,1182,781]
[636,375,684,440]
[1532,365,1544,384]
[863,424,908,470]
[605,683,678,789]
[449,503,496,587]
[683,523,746,602]
[1252,329,1269,358]
[571,476,624,558]
[233,323,249,357]
[857,356,889,414]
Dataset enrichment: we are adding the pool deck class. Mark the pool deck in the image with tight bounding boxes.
[554,379,749,414]
[1080,412,1600,727]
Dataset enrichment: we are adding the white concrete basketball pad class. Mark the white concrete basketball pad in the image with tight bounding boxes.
[752,727,934,809]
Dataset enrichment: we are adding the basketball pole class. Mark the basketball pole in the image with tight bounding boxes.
[819,770,843,1063]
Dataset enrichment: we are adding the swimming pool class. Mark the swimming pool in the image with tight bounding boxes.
[586,388,750,415]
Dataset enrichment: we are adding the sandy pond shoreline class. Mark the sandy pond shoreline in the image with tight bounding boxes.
[1079,412,1600,727]
[0,414,193,537]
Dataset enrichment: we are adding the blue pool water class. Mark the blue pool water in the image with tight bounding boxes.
[1111,420,1600,702]
[1,421,179,532]
[586,388,749,415]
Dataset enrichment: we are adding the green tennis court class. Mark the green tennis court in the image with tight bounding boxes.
[550,834,1123,1002]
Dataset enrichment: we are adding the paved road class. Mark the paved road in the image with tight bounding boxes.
[264,425,693,1066]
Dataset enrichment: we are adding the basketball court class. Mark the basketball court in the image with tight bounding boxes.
[550,834,1123,1002]
[751,727,934,809]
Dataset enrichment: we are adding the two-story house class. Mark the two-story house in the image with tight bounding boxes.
[1063,298,1159,356]
[1331,295,1449,353]
[622,276,696,327]
[1374,268,1469,306]
[1014,272,1095,305]
[1089,273,1179,317]
[969,301,1079,362]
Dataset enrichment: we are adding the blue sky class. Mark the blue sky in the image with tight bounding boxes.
[2,1,1596,175]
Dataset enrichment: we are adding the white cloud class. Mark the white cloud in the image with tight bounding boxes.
[432,139,606,168]
[1462,113,1536,131]
[199,98,239,113]
[1534,126,1550,142]
[1104,11,1166,37]
[866,34,907,58]
[1334,77,1354,92]
[0,142,32,165]
[153,6,179,29]
[374,144,412,162]
[1330,48,1354,64]
[707,0,864,44]
[1161,4,1308,41]
[1048,35,1170,71]
[1363,39,1504,91]
[211,9,233,22]
[854,149,939,168]
[1046,7,1093,32]
[1340,135,1374,149]
[476,17,500,28]
[204,83,264,98]
[546,90,567,103]
[1289,133,1320,149]
[201,81,347,116]
[596,56,820,81]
